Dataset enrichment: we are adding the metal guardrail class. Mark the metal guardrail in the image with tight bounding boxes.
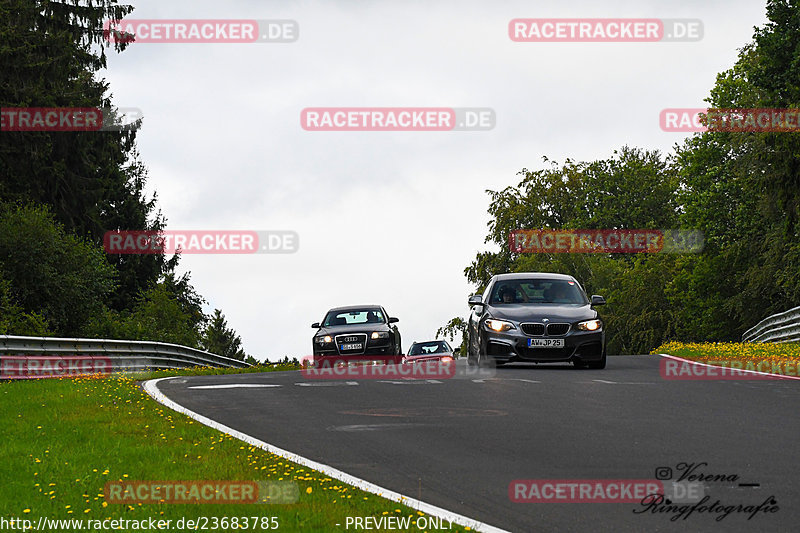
[0,335,250,378]
[742,306,800,343]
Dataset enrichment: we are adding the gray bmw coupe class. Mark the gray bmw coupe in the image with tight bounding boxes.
[467,273,606,368]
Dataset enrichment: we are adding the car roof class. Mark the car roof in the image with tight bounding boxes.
[492,272,577,281]
[410,340,448,345]
[326,305,384,313]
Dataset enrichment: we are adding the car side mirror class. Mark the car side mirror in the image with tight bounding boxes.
[591,295,606,306]
[311,322,320,328]
[388,317,399,324]
[468,295,483,305]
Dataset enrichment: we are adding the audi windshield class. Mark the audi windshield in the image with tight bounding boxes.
[322,308,386,326]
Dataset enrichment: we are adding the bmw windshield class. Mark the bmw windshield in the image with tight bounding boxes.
[490,279,588,305]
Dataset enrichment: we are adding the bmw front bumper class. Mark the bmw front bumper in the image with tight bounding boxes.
[481,327,605,364]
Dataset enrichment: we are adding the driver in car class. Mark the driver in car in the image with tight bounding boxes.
[550,284,571,303]
[499,286,517,303]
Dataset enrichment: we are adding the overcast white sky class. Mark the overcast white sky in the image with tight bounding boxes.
[101,0,768,361]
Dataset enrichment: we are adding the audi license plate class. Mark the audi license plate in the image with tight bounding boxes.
[340,343,363,351]
[528,338,564,348]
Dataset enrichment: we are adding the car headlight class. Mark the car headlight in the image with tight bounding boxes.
[315,335,333,344]
[371,331,390,340]
[485,319,516,332]
[577,319,603,331]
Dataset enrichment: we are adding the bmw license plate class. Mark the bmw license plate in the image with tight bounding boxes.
[340,343,363,351]
[528,338,564,348]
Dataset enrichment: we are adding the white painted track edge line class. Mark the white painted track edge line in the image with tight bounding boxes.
[656,353,800,381]
[143,377,512,533]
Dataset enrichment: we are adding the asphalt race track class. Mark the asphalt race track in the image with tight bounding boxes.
[153,356,799,532]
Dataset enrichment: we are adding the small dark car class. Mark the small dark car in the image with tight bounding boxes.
[405,340,456,364]
[312,305,401,363]
[466,273,606,368]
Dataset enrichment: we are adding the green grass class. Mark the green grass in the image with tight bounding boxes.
[134,362,302,379]
[0,371,474,532]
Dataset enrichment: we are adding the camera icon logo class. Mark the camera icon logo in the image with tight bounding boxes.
[655,467,673,480]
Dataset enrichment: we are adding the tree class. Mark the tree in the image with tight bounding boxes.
[0,0,173,311]
[200,309,247,360]
[0,202,116,336]
[0,0,252,351]
[87,281,202,347]
[677,0,800,330]
[0,272,50,336]
[459,148,682,354]
[436,317,467,356]
[161,272,207,336]
[457,1,800,354]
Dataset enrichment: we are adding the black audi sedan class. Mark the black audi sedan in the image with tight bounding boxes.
[466,273,606,368]
[311,305,401,363]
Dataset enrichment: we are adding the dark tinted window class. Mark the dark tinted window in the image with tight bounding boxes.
[323,309,385,326]
[408,341,450,355]
[490,279,586,305]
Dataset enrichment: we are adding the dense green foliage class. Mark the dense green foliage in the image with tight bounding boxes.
[200,309,250,362]
[0,1,251,358]
[458,0,800,355]
[0,203,115,335]
[0,272,49,335]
